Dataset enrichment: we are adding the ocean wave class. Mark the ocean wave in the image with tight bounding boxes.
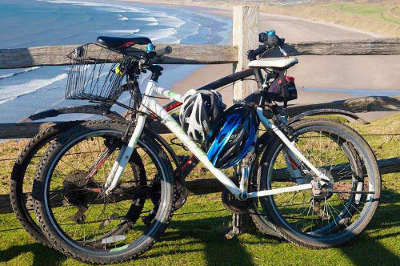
[36,0,150,13]
[132,17,158,23]
[146,28,179,43]
[118,15,129,21]
[0,73,67,105]
[0,67,41,80]
[132,16,159,26]
[152,11,185,28]
[95,29,140,36]
[37,0,185,38]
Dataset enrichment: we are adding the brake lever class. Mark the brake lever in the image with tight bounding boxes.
[153,58,165,64]
[278,45,289,58]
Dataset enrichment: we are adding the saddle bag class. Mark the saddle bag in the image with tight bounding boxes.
[268,73,297,107]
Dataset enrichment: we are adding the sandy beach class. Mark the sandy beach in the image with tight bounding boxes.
[112,0,400,121]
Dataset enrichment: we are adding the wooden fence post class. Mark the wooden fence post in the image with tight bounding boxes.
[226,6,260,239]
[233,5,259,101]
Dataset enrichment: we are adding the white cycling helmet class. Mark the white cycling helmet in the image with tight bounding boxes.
[179,89,225,143]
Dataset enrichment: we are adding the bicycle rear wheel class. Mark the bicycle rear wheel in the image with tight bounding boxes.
[10,122,80,247]
[33,120,175,264]
[257,118,380,248]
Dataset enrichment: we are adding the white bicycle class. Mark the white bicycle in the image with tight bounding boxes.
[32,32,381,264]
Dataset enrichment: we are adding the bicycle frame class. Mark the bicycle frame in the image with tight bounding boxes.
[103,78,331,199]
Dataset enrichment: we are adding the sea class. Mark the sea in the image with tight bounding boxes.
[0,0,232,122]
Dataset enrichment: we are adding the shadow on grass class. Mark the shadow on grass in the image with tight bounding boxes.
[140,192,400,265]
[2,191,400,265]
[0,243,66,265]
[339,191,400,266]
[139,216,281,266]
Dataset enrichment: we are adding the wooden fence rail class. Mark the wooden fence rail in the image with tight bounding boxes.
[0,95,397,139]
[1,39,400,69]
[1,155,400,214]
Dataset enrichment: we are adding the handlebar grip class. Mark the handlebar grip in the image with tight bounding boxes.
[253,45,267,57]
[155,46,172,57]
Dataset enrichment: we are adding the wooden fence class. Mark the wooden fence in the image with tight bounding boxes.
[0,6,400,233]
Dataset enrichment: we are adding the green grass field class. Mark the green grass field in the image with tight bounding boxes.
[262,1,400,37]
[0,191,399,266]
[325,2,400,25]
[1,113,400,265]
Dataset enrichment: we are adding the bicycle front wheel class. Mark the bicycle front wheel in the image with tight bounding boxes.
[258,118,380,248]
[33,120,175,264]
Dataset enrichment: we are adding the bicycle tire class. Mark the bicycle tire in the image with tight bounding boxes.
[33,120,176,264]
[10,122,81,247]
[257,118,380,248]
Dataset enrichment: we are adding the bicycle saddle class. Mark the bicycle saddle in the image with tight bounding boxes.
[248,58,298,70]
[97,36,152,49]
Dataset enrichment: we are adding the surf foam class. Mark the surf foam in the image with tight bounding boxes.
[0,67,41,80]
[0,73,67,105]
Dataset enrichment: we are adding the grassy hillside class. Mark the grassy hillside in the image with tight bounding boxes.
[262,1,400,37]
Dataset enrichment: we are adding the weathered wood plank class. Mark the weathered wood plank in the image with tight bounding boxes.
[262,38,400,57]
[0,122,59,139]
[285,95,400,116]
[1,95,400,139]
[0,178,224,214]
[0,121,173,139]
[286,38,400,56]
[1,155,399,214]
[0,44,238,69]
[1,38,399,69]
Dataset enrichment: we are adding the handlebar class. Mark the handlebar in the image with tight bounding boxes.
[251,45,268,58]
[247,30,287,60]
[155,46,172,57]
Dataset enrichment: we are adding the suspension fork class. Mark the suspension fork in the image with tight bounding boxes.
[104,114,147,194]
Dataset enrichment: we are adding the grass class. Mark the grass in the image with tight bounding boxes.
[325,2,400,25]
[1,113,400,265]
[0,191,399,266]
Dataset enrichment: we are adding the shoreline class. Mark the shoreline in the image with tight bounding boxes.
[112,0,383,38]
[100,0,400,122]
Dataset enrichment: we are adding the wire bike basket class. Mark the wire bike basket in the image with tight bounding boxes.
[65,43,127,102]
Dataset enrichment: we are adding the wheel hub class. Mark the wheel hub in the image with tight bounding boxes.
[312,168,334,200]
[63,170,100,223]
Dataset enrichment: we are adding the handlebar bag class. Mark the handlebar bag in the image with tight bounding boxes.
[267,74,297,107]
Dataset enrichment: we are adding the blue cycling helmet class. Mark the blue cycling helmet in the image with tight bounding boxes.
[207,104,259,169]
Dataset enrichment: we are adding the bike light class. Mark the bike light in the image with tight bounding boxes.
[146,43,155,52]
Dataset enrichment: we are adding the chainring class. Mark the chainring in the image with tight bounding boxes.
[221,179,250,214]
